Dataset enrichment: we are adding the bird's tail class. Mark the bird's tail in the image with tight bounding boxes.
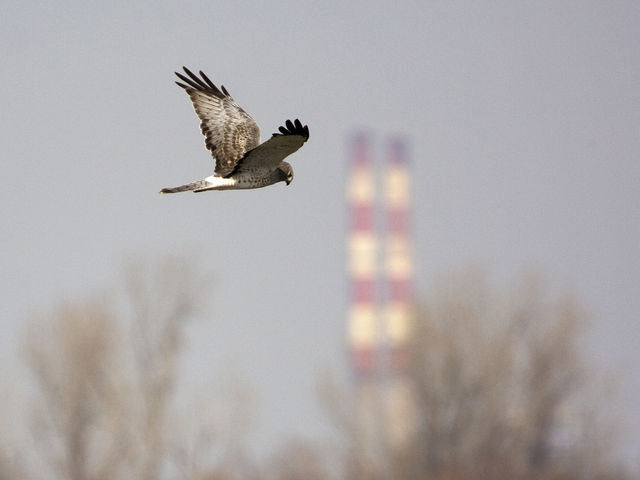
[159,179,210,194]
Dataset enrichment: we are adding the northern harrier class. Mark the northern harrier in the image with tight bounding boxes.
[160,67,309,194]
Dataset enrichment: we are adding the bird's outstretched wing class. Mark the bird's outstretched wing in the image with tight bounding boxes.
[175,67,261,177]
[231,119,309,175]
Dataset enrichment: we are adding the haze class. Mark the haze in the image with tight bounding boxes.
[1,0,638,467]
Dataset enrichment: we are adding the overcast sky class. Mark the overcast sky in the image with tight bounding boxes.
[1,0,639,465]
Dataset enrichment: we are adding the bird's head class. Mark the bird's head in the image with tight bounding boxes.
[278,162,294,186]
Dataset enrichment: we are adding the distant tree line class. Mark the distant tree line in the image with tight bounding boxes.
[1,259,633,480]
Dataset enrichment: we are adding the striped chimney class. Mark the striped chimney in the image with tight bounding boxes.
[346,132,378,376]
[382,137,415,450]
[382,137,413,371]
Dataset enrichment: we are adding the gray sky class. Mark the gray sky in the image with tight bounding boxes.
[1,0,639,465]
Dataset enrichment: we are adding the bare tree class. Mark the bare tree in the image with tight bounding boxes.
[402,270,622,480]
[21,255,216,480]
[122,255,209,480]
[23,301,131,480]
[326,269,629,480]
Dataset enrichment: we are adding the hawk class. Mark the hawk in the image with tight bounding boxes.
[160,67,309,194]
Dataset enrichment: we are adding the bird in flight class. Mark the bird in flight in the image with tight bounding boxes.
[160,67,309,194]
